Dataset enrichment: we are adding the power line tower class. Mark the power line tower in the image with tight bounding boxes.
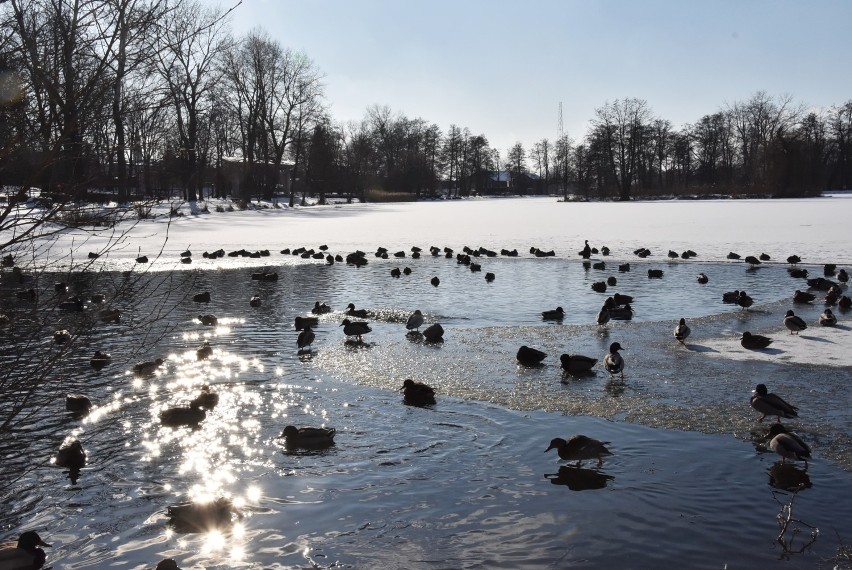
[557,102,564,142]
[557,102,565,195]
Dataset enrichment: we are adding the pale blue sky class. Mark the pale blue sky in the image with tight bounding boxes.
[210,0,852,154]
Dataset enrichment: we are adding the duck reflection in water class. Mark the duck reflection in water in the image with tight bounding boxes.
[545,465,615,491]
[768,462,812,492]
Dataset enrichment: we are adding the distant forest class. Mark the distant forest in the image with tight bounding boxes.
[1,0,851,204]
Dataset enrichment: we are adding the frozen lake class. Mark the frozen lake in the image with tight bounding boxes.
[1,195,850,569]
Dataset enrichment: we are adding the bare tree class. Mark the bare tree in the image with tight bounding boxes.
[591,98,653,200]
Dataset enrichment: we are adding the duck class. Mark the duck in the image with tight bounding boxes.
[697,273,709,284]
[542,307,565,320]
[430,276,440,287]
[751,383,798,423]
[341,318,371,343]
[297,326,315,352]
[53,329,71,344]
[736,291,754,310]
[744,255,761,267]
[741,331,773,350]
[406,310,425,332]
[154,558,182,570]
[579,240,591,259]
[792,290,815,304]
[608,304,633,320]
[190,385,219,410]
[250,295,262,307]
[89,350,111,369]
[674,318,691,344]
[196,340,213,360]
[133,358,164,375]
[159,402,206,427]
[198,314,218,326]
[759,252,771,261]
[559,354,597,373]
[545,435,612,466]
[786,255,801,265]
[726,252,741,260]
[345,303,370,318]
[767,423,811,466]
[167,497,235,533]
[55,439,86,469]
[595,305,610,326]
[0,530,51,570]
[422,323,444,343]
[838,268,849,283]
[312,301,331,315]
[517,345,546,366]
[819,308,837,326]
[98,308,121,323]
[722,290,740,303]
[66,393,93,415]
[400,379,436,406]
[294,315,319,330]
[783,310,807,335]
[612,293,633,305]
[839,295,852,310]
[603,342,625,378]
[279,425,336,449]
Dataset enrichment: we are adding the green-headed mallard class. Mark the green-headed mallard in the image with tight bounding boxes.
[0,530,51,569]
[674,318,691,344]
[751,383,798,423]
[741,331,773,350]
[603,342,625,378]
[783,309,807,335]
[767,423,811,466]
[819,308,837,326]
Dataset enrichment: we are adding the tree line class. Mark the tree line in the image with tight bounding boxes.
[1,0,851,204]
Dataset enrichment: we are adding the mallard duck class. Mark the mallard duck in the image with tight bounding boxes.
[198,314,218,326]
[312,301,332,315]
[400,379,436,406]
[603,342,625,378]
[608,304,633,320]
[422,323,444,343]
[196,341,213,360]
[819,308,837,326]
[697,273,709,284]
[345,303,369,318]
[390,267,401,278]
[53,329,71,344]
[560,354,597,373]
[190,385,219,410]
[722,290,740,303]
[767,423,811,466]
[741,331,773,350]
[674,318,691,344]
[726,252,741,260]
[759,253,771,261]
[193,291,211,303]
[840,295,852,309]
[66,394,92,414]
[155,558,181,570]
[136,255,149,263]
[167,497,234,532]
[250,296,262,307]
[545,435,612,466]
[297,326,315,352]
[783,310,807,335]
[751,383,798,423]
[279,425,336,449]
[788,268,808,278]
[294,316,319,330]
[0,530,51,570]
[98,308,121,323]
[159,402,206,427]
[786,255,801,265]
[612,293,633,305]
[54,282,68,294]
[542,307,565,320]
[579,240,591,259]
[90,350,111,369]
[133,358,164,375]
[430,276,440,287]
[792,290,815,304]
[736,291,754,310]
[744,255,761,267]
[406,310,425,332]
[517,345,546,366]
[55,440,86,469]
[341,319,371,342]
[595,306,610,326]
[838,269,849,283]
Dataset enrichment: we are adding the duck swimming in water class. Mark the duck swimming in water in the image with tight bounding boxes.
[345,303,369,318]
[736,291,754,310]
[545,435,612,466]
[767,423,811,466]
[783,310,807,335]
[792,290,815,304]
[159,402,206,427]
[751,383,798,423]
[400,378,436,406]
[541,307,565,320]
[603,342,625,378]
[279,425,336,449]
[0,531,51,570]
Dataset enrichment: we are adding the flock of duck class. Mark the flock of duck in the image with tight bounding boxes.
[1,240,849,569]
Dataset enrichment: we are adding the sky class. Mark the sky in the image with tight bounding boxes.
[204,0,852,155]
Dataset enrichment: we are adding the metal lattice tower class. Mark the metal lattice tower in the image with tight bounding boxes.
[557,102,564,142]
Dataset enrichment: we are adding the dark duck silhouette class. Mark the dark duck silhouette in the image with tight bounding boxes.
[400,379,436,406]
[751,383,798,423]
[341,319,371,343]
[0,531,51,570]
[560,354,597,373]
[741,331,772,350]
[783,309,807,335]
[279,425,336,449]
[517,345,546,366]
[545,435,612,466]
[674,318,691,344]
